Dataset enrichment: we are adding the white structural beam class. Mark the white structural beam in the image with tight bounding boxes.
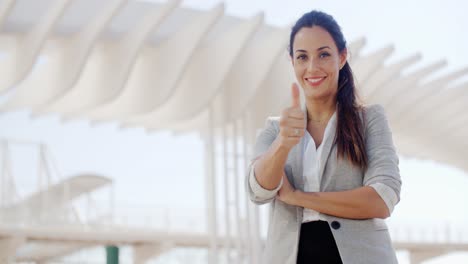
[231,121,245,263]
[15,241,90,263]
[2,174,111,224]
[246,52,294,135]
[216,26,289,126]
[393,131,468,173]
[124,13,264,130]
[408,82,468,125]
[378,60,447,109]
[430,99,468,142]
[204,105,219,264]
[0,0,128,112]
[242,114,261,264]
[87,4,224,124]
[347,37,366,64]
[0,0,15,28]
[401,82,468,137]
[362,53,421,100]
[169,25,289,134]
[390,66,468,128]
[0,0,72,93]
[39,0,180,117]
[151,13,263,132]
[445,100,468,136]
[0,224,224,247]
[352,45,394,84]
[221,124,233,264]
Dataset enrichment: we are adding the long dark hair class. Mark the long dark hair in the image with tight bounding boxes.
[289,10,368,170]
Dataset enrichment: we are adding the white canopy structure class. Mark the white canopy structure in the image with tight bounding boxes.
[1,0,468,263]
[0,0,466,170]
[2,174,111,221]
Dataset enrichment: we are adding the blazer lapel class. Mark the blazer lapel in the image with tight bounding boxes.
[291,136,306,191]
[292,103,309,191]
[318,113,337,186]
[318,132,334,179]
[291,117,306,223]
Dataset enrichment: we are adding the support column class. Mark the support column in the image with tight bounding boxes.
[0,236,26,263]
[106,245,119,264]
[242,113,262,264]
[232,120,245,263]
[222,124,232,264]
[204,105,218,264]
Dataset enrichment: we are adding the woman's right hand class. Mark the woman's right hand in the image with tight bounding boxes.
[277,83,306,150]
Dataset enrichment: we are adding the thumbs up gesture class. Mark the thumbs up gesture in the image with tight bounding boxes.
[278,83,306,150]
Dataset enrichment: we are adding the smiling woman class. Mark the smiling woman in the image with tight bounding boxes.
[291,27,347,101]
[246,10,401,264]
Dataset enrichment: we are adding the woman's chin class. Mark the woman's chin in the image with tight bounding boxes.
[303,89,336,101]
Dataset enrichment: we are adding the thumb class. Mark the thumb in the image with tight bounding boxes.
[291,83,300,108]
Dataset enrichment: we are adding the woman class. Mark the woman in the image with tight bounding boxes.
[246,10,401,264]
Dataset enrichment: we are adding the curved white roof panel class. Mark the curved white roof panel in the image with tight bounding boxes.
[0,0,467,172]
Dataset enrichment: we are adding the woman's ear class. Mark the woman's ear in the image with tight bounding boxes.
[290,54,294,66]
[339,48,348,69]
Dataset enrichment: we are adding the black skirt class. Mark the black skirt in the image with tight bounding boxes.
[296,221,343,264]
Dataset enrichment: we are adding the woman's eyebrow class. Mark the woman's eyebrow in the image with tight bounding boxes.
[295,46,331,53]
[317,46,331,51]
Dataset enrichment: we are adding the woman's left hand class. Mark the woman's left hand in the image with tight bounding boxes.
[277,174,299,205]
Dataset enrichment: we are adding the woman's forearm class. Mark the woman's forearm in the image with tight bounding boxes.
[293,186,389,219]
[254,137,291,190]
[253,85,305,191]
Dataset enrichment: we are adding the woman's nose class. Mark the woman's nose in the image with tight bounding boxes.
[307,58,318,72]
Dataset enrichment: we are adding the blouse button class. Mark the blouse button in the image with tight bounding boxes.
[331,221,341,230]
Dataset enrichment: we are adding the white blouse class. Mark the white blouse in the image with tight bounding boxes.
[301,111,337,223]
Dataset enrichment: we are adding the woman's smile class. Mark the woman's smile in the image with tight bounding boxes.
[305,76,326,87]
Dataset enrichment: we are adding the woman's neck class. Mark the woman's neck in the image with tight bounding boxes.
[305,98,336,123]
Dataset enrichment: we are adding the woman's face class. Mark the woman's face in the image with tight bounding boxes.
[291,26,347,101]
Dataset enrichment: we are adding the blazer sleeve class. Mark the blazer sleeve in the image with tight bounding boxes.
[363,105,402,214]
[245,117,282,205]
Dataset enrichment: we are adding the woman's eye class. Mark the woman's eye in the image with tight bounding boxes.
[296,54,307,60]
[320,52,331,58]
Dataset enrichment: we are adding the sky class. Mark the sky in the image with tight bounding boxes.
[1,0,468,263]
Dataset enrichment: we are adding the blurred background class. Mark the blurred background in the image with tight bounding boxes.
[1,0,467,263]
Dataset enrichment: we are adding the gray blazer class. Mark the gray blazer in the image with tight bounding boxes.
[246,104,401,264]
